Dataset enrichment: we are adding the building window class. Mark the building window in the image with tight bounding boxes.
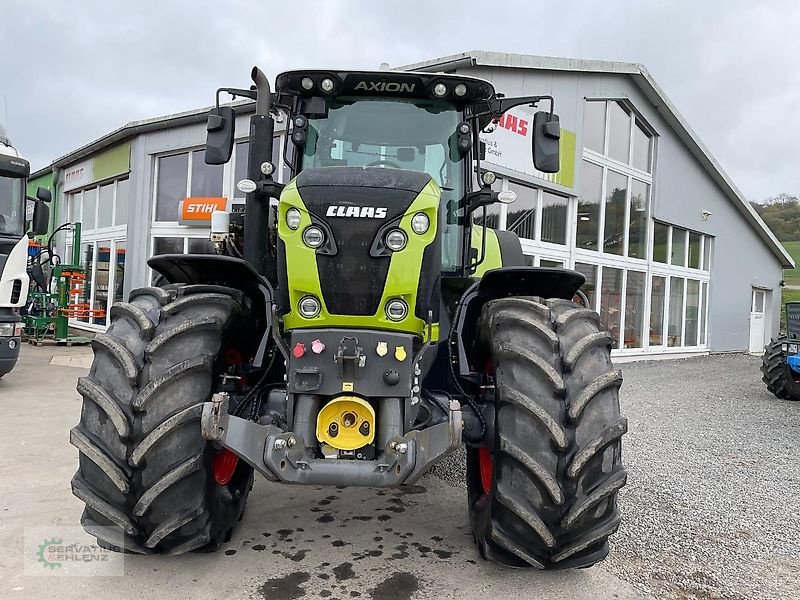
[685,279,701,345]
[671,227,687,267]
[577,161,603,249]
[574,262,598,309]
[700,282,709,345]
[600,266,623,349]
[115,178,129,226]
[651,222,713,273]
[62,176,129,331]
[580,100,653,259]
[155,153,189,222]
[624,271,646,349]
[607,102,632,164]
[632,120,652,172]
[628,180,649,259]
[540,258,563,268]
[506,181,537,240]
[541,191,568,245]
[83,188,97,230]
[650,275,666,346]
[584,100,653,172]
[603,171,627,255]
[98,184,114,229]
[190,149,223,198]
[667,277,685,347]
[653,223,669,263]
[583,101,606,155]
[688,232,702,269]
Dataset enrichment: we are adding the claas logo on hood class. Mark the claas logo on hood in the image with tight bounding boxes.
[326,206,388,219]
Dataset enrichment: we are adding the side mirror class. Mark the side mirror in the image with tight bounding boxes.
[532,111,561,173]
[36,187,52,203]
[31,201,49,236]
[205,106,236,165]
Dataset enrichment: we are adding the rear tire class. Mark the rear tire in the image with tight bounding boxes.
[467,297,627,569]
[71,284,254,554]
[761,337,800,401]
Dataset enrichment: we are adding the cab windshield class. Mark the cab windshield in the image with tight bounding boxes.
[302,97,465,270]
[0,174,24,238]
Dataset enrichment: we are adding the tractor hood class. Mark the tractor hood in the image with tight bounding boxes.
[277,166,441,339]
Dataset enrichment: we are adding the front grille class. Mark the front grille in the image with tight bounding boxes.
[295,167,432,317]
[10,279,22,304]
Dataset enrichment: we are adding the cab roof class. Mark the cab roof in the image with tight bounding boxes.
[275,70,496,107]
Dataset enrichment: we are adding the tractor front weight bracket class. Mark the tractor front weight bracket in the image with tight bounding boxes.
[201,392,463,487]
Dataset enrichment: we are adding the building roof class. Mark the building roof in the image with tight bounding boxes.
[398,51,794,268]
[29,100,255,180]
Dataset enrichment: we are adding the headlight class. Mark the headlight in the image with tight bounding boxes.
[385,299,408,321]
[321,78,335,92]
[302,226,325,248]
[0,323,14,337]
[790,344,799,354]
[411,213,429,235]
[298,296,321,318]
[433,83,447,97]
[454,83,467,97]
[385,229,407,251]
[260,161,275,176]
[286,207,302,230]
[782,344,789,352]
[301,77,314,91]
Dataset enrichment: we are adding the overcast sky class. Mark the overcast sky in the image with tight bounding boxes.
[2,0,798,200]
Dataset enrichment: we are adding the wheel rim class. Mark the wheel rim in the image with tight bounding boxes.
[212,449,239,486]
[478,447,493,495]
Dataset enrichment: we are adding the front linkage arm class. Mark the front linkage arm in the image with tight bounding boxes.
[201,392,463,487]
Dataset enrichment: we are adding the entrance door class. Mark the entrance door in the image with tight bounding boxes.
[748,289,767,353]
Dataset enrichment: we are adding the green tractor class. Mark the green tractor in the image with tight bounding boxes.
[71,67,627,569]
[761,301,800,400]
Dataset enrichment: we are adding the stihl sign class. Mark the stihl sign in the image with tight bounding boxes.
[179,197,227,226]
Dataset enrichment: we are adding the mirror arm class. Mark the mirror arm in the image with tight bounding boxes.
[487,95,554,117]
[464,189,498,216]
[215,87,258,109]
[467,207,489,275]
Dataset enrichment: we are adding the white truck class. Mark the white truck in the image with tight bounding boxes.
[0,124,49,378]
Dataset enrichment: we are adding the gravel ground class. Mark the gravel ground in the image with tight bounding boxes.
[428,353,800,599]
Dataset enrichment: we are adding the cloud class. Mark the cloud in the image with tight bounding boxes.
[1,0,797,199]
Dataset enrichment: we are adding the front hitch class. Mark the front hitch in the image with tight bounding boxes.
[200,392,462,487]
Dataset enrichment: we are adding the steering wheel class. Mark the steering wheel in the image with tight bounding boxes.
[365,159,403,169]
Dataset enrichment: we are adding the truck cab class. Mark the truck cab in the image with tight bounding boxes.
[0,128,29,378]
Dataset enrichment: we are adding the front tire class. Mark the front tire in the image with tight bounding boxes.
[71,284,254,554]
[761,337,800,401]
[467,297,627,569]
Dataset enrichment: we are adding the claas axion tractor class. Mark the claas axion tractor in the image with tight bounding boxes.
[71,67,627,569]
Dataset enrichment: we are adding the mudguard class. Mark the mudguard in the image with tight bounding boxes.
[450,267,586,380]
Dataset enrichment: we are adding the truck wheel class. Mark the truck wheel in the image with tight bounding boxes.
[467,297,627,569]
[71,284,254,554]
[761,337,800,400]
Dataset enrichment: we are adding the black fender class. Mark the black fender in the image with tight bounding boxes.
[449,267,586,381]
[147,254,275,366]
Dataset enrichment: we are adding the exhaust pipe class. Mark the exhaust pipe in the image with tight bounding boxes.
[251,67,271,116]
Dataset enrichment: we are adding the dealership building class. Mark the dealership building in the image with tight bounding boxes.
[27,50,792,358]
